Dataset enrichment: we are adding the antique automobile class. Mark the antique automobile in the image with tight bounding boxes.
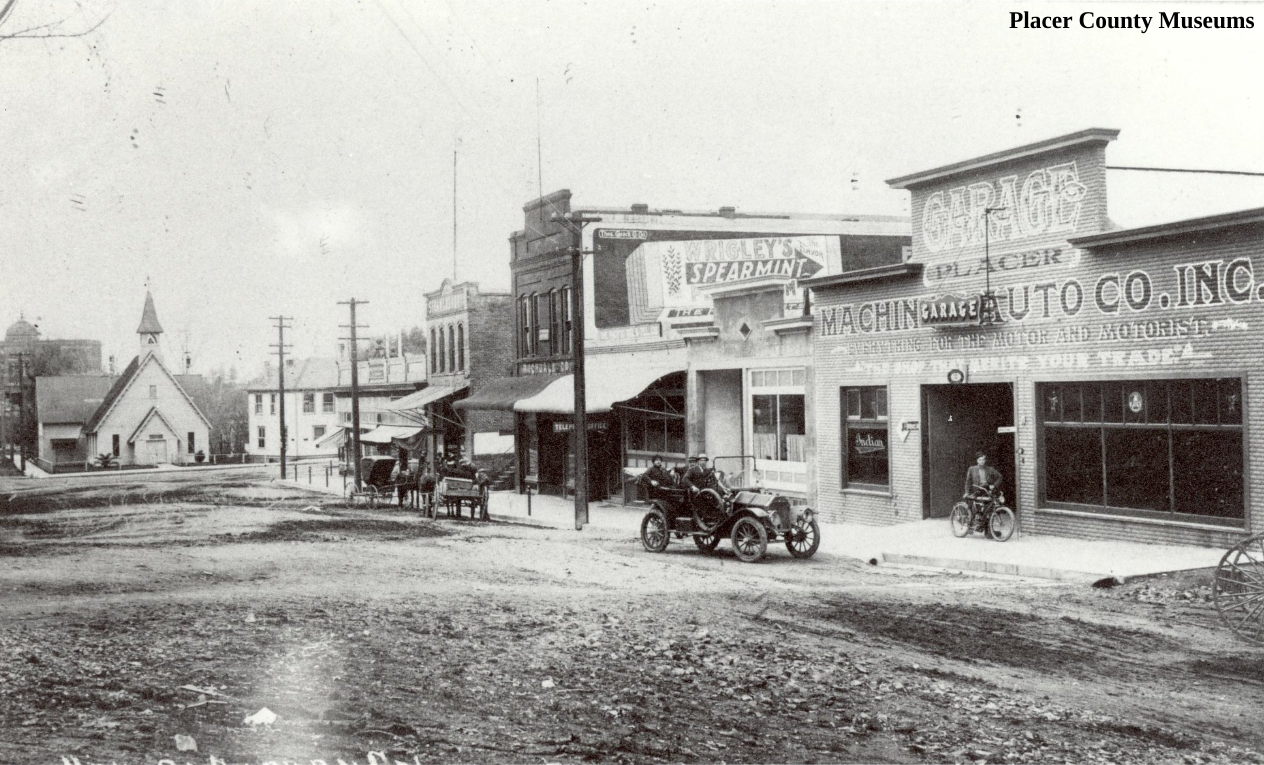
[637,461,820,562]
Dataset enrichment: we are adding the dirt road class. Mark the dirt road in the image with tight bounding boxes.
[1,474,1261,764]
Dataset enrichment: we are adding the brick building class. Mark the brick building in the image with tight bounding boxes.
[386,279,515,477]
[459,190,908,502]
[807,127,1264,547]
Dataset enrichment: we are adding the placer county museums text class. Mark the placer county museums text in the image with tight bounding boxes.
[1010,11,1255,31]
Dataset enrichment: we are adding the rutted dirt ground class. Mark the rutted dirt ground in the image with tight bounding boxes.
[0,472,1262,764]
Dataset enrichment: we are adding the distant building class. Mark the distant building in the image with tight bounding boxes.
[245,357,341,460]
[33,293,209,469]
[1,315,102,458]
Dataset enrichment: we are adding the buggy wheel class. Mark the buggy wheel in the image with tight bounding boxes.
[988,506,1016,542]
[694,533,721,553]
[640,509,670,553]
[731,517,768,563]
[1214,534,1264,645]
[950,502,972,538]
[786,517,821,559]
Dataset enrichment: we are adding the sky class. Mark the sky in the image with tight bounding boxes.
[2,0,1261,377]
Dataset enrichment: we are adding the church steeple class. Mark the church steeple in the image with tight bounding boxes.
[137,291,165,359]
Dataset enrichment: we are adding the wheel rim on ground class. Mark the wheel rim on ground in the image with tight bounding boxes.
[988,506,1016,542]
[641,510,670,553]
[950,502,972,538]
[785,518,820,558]
[694,533,720,553]
[731,517,768,563]
[1214,534,1264,645]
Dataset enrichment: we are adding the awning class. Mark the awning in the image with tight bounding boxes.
[453,374,566,412]
[359,425,426,445]
[514,366,683,414]
[383,382,468,412]
[313,426,348,447]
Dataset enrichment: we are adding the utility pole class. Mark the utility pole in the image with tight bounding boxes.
[338,299,368,491]
[16,352,27,472]
[551,211,601,530]
[269,316,293,479]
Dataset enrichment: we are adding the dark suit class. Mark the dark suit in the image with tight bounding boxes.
[964,464,1003,497]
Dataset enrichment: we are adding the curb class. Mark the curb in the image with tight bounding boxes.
[881,552,1102,582]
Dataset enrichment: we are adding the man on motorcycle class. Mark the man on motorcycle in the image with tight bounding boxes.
[964,451,1003,531]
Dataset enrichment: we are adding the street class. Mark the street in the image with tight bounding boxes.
[1,473,1261,765]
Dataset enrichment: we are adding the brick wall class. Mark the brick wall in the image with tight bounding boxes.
[813,137,1264,546]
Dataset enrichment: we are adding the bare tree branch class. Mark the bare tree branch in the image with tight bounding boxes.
[0,0,113,43]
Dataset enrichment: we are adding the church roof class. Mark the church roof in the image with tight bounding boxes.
[137,292,164,335]
[82,356,140,432]
[35,375,116,424]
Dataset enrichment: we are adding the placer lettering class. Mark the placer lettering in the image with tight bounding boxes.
[817,256,1257,337]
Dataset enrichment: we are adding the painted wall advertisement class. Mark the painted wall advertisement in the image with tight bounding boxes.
[592,228,842,327]
[817,254,1263,374]
[625,235,839,323]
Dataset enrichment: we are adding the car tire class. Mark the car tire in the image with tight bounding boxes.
[641,509,670,553]
[731,516,768,563]
[694,533,721,553]
[785,517,820,559]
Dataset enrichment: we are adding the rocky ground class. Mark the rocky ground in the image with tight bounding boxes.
[1,471,1262,765]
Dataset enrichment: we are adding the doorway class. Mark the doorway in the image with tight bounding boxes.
[922,383,1014,519]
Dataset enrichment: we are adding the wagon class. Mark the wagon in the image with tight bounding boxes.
[346,456,407,508]
[1213,533,1264,644]
[639,480,820,563]
[437,474,489,519]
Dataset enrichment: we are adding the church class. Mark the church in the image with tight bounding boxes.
[35,293,210,469]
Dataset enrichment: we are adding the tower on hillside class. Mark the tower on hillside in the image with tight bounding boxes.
[137,291,165,361]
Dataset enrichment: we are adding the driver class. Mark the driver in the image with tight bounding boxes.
[684,453,730,495]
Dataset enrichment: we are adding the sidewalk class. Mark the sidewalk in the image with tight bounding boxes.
[279,473,1229,583]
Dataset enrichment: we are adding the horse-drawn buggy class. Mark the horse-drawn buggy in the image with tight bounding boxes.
[346,456,414,508]
[637,456,820,562]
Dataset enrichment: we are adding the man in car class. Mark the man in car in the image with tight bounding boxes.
[639,454,676,499]
[684,453,730,495]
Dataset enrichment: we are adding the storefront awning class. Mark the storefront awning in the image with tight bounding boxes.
[453,374,566,412]
[514,366,683,414]
[313,426,348,447]
[383,382,469,412]
[359,425,426,445]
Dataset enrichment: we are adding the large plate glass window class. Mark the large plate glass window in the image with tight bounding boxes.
[1040,379,1244,525]
[750,368,808,492]
[841,386,889,488]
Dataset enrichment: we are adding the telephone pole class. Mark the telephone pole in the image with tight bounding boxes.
[551,211,601,530]
[15,352,27,472]
[338,298,368,490]
[269,316,293,479]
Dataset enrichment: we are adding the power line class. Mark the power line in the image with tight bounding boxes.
[1106,165,1264,178]
[337,299,369,491]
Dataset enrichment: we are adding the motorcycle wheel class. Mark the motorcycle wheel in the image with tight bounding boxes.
[731,517,768,563]
[950,502,972,537]
[989,506,1016,542]
[785,518,821,559]
[694,533,721,553]
[640,509,670,552]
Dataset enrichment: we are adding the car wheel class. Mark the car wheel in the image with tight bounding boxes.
[989,506,1016,542]
[785,518,820,559]
[641,509,670,553]
[694,533,721,553]
[730,517,768,563]
[950,502,972,537]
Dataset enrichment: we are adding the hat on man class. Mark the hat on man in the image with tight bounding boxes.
[695,453,709,461]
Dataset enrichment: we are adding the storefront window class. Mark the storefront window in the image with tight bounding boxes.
[841,386,889,488]
[1041,379,1244,524]
[621,375,686,457]
[752,394,806,462]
